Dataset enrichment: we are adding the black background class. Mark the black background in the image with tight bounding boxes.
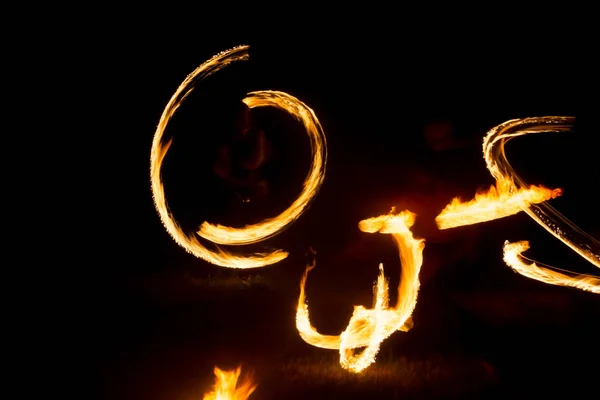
[37,16,599,399]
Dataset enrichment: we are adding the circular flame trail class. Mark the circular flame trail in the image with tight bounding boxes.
[150,45,327,268]
[197,90,327,245]
[435,116,599,293]
[296,208,425,373]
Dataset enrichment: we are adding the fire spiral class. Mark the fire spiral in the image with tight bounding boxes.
[150,45,327,268]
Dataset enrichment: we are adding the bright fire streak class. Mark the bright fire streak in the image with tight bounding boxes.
[202,366,256,400]
[481,116,599,270]
[503,241,600,294]
[150,45,327,268]
[435,184,562,229]
[197,90,327,245]
[437,116,599,292]
[296,208,425,373]
[435,119,564,229]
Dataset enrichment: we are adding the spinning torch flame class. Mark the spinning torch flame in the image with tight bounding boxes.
[150,45,327,268]
[436,116,599,293]
[503,241,599,294]
[296,208,425,373]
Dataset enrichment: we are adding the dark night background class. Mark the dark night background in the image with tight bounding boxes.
[43,19,600,399]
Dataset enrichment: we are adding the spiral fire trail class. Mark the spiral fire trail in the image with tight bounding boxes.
[150,45,327,268]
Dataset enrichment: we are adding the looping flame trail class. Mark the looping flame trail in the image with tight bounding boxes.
[150,45,327,268]
[436,116,599,292]
[197,90,327,245]
[296,208,425,373]
[202,365,256,400]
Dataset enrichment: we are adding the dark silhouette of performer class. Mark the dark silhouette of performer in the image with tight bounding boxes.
[213,104,273,205]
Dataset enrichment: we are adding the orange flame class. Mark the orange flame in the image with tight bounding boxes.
[436,183,562,229]
[296,208,425,373]
[150,45,327,268]
[436,116,599,292]
[202,366,256,400]
[503,241,599,294]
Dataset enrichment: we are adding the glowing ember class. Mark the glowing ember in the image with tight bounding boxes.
[437,116,599,292]
[202,366,256,400]
[296,208,425,373]
[150,45,327,268]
